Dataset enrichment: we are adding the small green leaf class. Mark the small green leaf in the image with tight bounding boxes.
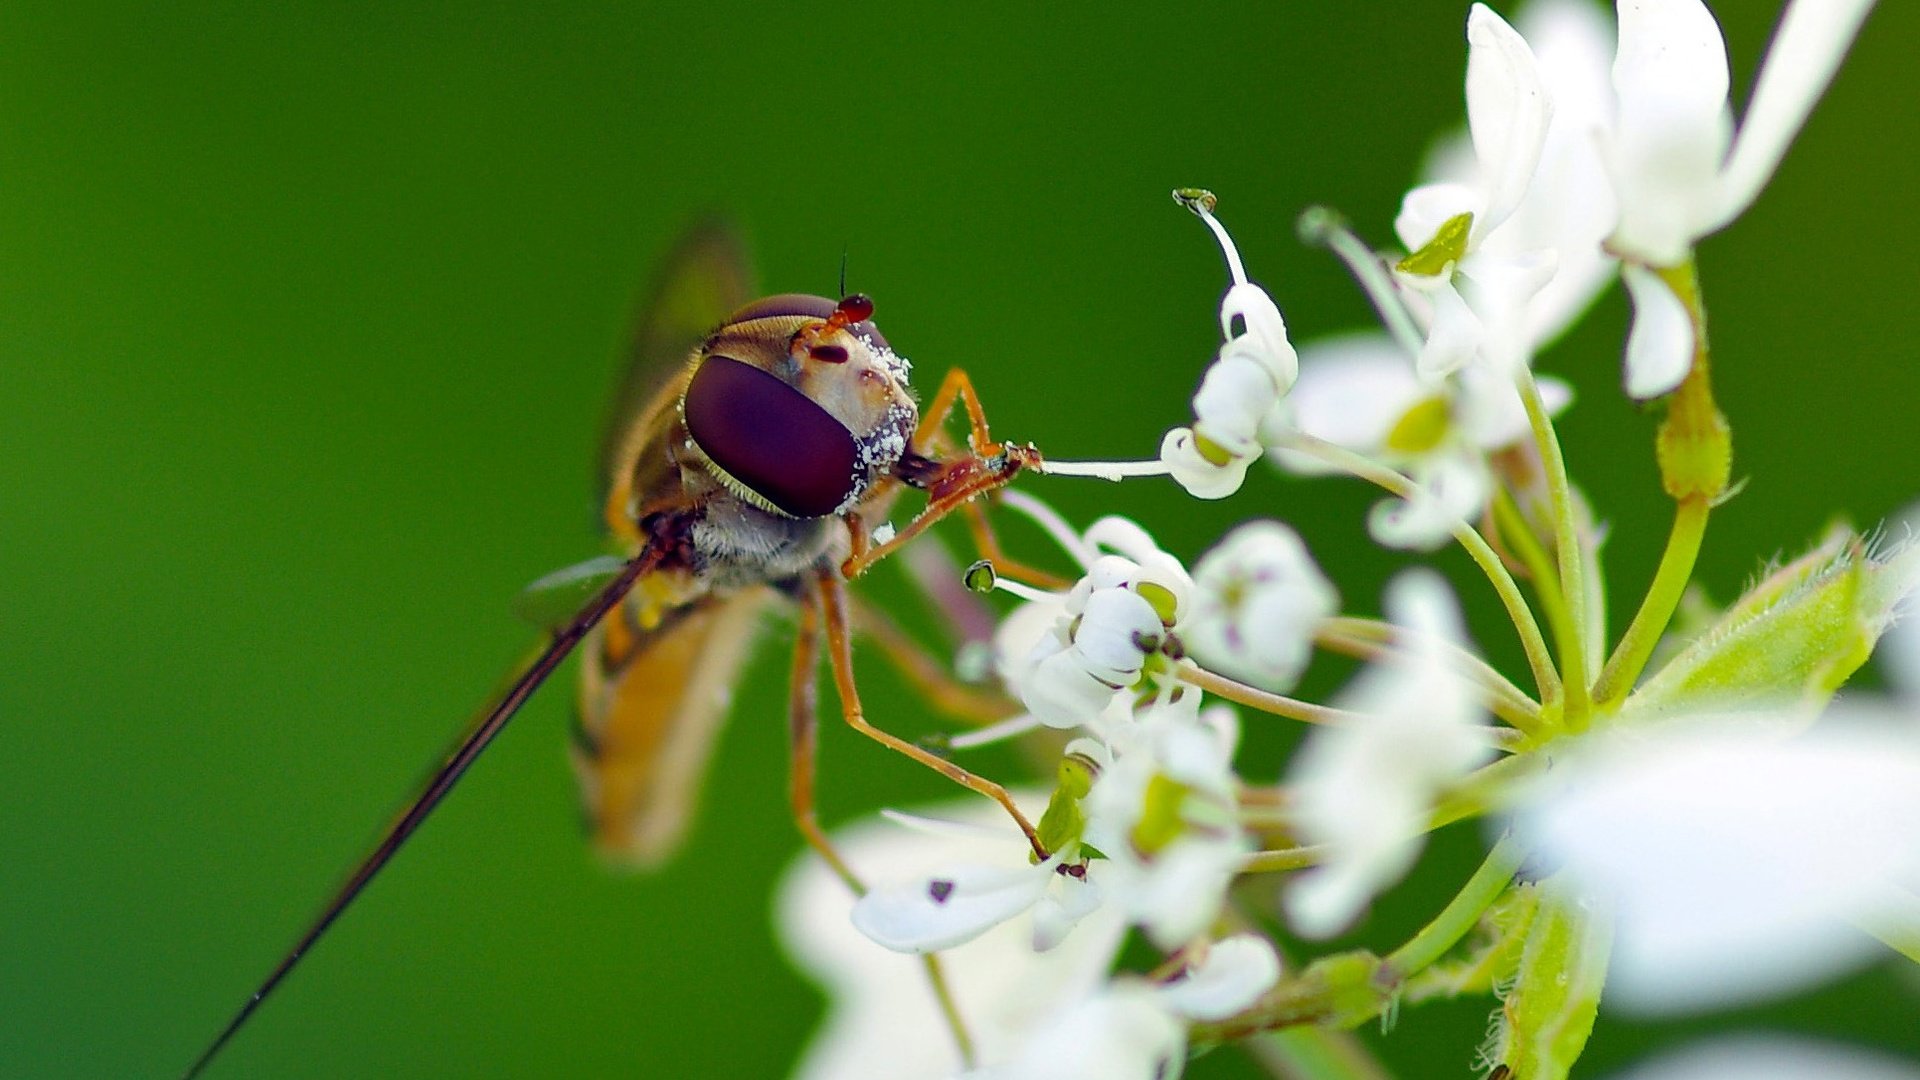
[1626,526,1919,717]
[1485,880,1611,1080]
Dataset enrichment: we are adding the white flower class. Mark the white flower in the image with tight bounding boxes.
[1393,4,1554,380]
[1285,571,1493,937]
[1604,0,1877,396]
[1160,193,1298,500]
[1609,1035,1920,1080]
[779,797,1128,1080]
[1084,701,1251,949]
[1511,706,1920,1015]
[1416,0,1621,358]
[997,518,1193,730]
[1184,521,1338,689]
[1272,333,1573,550]
[1605,0,1878,267]
[963,935,1280,1080]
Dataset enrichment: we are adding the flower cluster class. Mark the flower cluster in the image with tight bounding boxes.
[778,2,1912,1078]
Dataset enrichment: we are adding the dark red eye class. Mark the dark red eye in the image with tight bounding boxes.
[683,355,859,518]
[725,293,891,352]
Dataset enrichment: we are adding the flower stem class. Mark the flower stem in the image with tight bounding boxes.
[1284,433,1561,705]
[1383,833,1527,978]
[1241,844,1329,874]
[1176,663,1348,725]
[1592,495,1710,705]
[1245,1028,1392,1080]
[921,954,976,1067]
[1491,486,1579,690]
[1517,372,1591,729]
[1317,617,1542,734]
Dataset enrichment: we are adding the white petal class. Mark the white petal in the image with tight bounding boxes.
[1466,3,1553,237]
[1622,262,1694,398]
[1710,0,1878,234]
[1159,426,1253,500]
[1186,520,1338,690]
[1024,648,1121,729]
[1458,247,1558,376]
[779,795,1129,1080]
[851,860,1057,954]
[1612,1035,1920,1080]
[1279,334,1424,461]
[1192,353,1280,457]
[1414,279,1486,380]
[1031,871,1103,952]
[1219,282,1299,392]
[1513,711,1920,1015]
[1127,838,1248,950]
[1607,0,1734,264]
[1155,935,1282,1021]
[1073,588,1161,683]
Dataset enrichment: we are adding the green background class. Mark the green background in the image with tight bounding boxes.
[3,2,1916,1077]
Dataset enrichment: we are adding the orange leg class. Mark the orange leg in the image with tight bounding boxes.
[960,499,1073,591]
[817,570,1048,860]
[913,366,1000,457]
[792,589,980,1066]
[789,593,864,894]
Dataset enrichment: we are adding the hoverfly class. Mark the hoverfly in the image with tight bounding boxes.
[182,224,1050,1078]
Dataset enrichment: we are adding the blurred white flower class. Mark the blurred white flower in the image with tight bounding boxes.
[1084,701,1251,949]
[1272,333,1573,550]
[1286,571,1493,937]
[1160,193,1298,499]
[1609,1034,1920,1080]
[1393,4,1554,380]
[779,796,1127,1080]
[1604,0,1877,396]
[1184,520,1337,688]
[1512,706,1920,1015]
[1604,0,1878,268]
[1416,0,1620,361]
[962,935,1280,1080]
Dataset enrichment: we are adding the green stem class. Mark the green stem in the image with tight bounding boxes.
[1317,617,1542,735]
[1241,845,1329,874]
[1517,371,1591,730]
[1857,884,1920,965]
[1176,663,1350,725]
[1592,496,1710,705]
[1245,1028,1392,1080]
[1384,834,1527,978]
[1284,433,1561,705]
[1491,485,1579,697]
[921,953,975,1066]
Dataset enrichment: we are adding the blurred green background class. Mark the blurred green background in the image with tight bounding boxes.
[3,2,1916,1077]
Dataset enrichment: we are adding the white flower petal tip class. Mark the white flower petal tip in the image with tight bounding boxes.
[1512,711,1920,1015]
[1622,263,1695,399]
[1156,935,1281,1021]
[1160,426,1255,499]
[1465,2,1553,236]
[850,860,1057,954]
[1186,521,1337,689]
[1191,352,1282,459]
[1220,282,1299,392]
[1613,1034,1920,1080]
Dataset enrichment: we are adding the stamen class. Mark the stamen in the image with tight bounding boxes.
[1298,206,1426,360]
[999,489,1097,568]
[1174,188,1248,287]
[948,712,1046,750]
[991,578,1055,604]
[1036,458,1176,481]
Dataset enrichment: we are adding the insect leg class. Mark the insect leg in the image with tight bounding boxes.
[850,592,1018,726]
[792,582,979,1067]
[911,366,999,457]
[816,570,1047,861]
[789,588,862,893]
[958,499,1072,590]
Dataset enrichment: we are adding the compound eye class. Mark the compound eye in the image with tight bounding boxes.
[683,356,860,518]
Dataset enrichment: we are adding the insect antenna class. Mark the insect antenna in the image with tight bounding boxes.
[837,246,849,300]
[180,551,655,1080]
